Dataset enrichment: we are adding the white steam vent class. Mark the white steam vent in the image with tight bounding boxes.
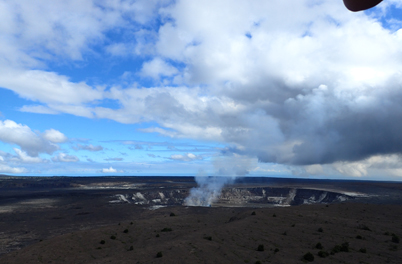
[184,176,233,206]
[184,155,254,206]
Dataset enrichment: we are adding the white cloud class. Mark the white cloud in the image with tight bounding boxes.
[104,157,123,161]
[13,148,44,163]
[19,105,59,115]
[0,0,124,66]
[336,155,402,178]
[52,153,79,163]
[0,164,27,174]
[169,153,202,161]
[1,1,402,177]
[0,119,59,156]
[43,129,68,143]
[106,43,129,56]
[74,144,103,152]
[140,57,179,79]
[101,166,124,173]
[0,69,104,106]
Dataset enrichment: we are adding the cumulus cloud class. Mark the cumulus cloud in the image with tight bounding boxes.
[52,153,79,163]
[169,153,202,161]
[0,0,158,67]
[1,1,402,177]
[140,57,179,79]
[13,148,44,163]
[0,164,27,174]
[74,144,103,152]
[43,129,68,143]
[101,166,124,173]
[0,120,59,156]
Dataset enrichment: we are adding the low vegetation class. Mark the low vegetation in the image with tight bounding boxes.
[331,242,349,255]
[315,242,323,249]
[317,250,329,258]
[257,244,264,252]
[358,224,371,231]
[391,233,400,243]
[302,252,314,262]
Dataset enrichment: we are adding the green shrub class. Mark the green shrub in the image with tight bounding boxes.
[274,248,279,253]
[302,252,314,262]
[331,245,341,255]
[100,240,105,244]
[340,242,349,252]
[255,261,262,264]
[359,224,371,231]
[170,212,176,217]
[356,235,363,239]
[331,242,349,254]
[110,235,116,240]
[123,229,129,233]
[359,248,366,253]
[161,227,172,232]
[392,234,400,243]
[389,244,398,251]
[272,214,277,217]
[203,236,212,241]
[251,211,256,215]
[318,251,329,258]
[317,227,323,233]
[257,244,264,251]
[156,251,163,258]
[315,242,323,249]
[156,234,160,237]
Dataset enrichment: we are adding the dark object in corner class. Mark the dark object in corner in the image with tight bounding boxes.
[343,0,383,12]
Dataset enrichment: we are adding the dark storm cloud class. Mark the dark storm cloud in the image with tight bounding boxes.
[256,77,402,165]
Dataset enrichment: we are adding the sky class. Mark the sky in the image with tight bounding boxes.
[1,0,402,180]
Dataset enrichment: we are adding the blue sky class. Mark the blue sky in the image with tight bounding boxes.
[1,0,402,180]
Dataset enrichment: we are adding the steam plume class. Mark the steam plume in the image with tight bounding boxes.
[184,155,254,206]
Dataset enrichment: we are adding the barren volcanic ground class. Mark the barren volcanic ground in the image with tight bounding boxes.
[0,176,402,263]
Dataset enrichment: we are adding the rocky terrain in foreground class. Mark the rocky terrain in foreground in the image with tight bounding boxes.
[1,203,402,264]
[1,176,402,263]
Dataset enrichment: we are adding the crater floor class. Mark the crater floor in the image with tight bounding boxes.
[0,176,402,263]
